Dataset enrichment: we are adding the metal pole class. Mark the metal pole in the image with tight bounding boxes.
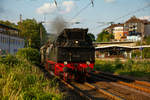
[140,33,143,59]
[40,23,42,46]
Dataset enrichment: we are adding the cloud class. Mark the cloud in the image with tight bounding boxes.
[36,1,75,15]
[139,16,150,20]
[62,1,75,13]
[36,3,57,15]
[104,0,115,3]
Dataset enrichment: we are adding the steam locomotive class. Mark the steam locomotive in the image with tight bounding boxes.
[41,28,95,82]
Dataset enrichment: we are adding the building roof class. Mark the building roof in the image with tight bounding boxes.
[0,23,19,31]
[95,45,150,49]
[94,41,134,44]
[125,16,149,24]
[0,23,24,39]
[104,23,124,31]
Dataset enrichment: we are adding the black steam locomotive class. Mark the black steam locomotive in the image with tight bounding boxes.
[41,28,95,81]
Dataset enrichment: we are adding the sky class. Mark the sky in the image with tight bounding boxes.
[0,0,150,36]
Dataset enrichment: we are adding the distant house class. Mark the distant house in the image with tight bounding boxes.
[125,16,150,41]
[103,24,120,34]
[0,24,25,55]
[113,24,128,41]
[103,16,150,42]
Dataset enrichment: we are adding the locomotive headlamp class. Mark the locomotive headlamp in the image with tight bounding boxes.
[75,41,78,44]
[64,61,68,65]
[86,61,90,65]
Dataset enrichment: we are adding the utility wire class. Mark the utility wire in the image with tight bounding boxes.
[71,0,94,21]
[51,0,94,23]
[91,4,150,31]
[72,2,92,20]
[113,4,150,22]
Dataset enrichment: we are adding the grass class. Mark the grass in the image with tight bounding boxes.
[0,55,62,100]
[94,59,150,77]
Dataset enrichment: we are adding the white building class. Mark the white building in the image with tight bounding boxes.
[0,24,25,55]
[127,35,141,42]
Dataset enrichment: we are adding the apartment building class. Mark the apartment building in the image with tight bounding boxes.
[113,24,128,41]
[0,24,25,55]
[103,16,150,42]
[125,16,150,41]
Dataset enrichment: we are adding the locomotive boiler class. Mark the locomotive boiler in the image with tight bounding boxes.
[41,28,95,82]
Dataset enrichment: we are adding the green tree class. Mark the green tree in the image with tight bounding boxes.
[88,33,95,41]
[96,31,114,42]
[17,19,47,49]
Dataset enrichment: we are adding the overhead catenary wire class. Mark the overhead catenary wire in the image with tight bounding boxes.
[113,3,150,22]
[47,0,94,24]
[90,3,150,31]
[72,3,91,20]
[71,0,94,21]
[53,0,94,8]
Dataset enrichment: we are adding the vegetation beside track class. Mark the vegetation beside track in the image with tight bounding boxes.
[95,59,150,77]
[0,48,62,100]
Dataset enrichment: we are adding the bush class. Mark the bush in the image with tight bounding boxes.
[0,55,19,66]
[132,48,150,59]
[16,48,40,65]
[95,59,150,77]
[0,54,62,100]
[143,48,150,58]
[114,59,123,69]
[94,60,115,73]
[132,50,141,58]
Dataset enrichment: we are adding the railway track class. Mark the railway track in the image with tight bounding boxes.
[94,71,150,86]
[83,82,124,100]
[57,72,150,100]
[47,70,125,100]
[40,65,150,100]
[90,71,150,94]
[96,71,150,87]
[88,71,150,99]
[59,75,125,100]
